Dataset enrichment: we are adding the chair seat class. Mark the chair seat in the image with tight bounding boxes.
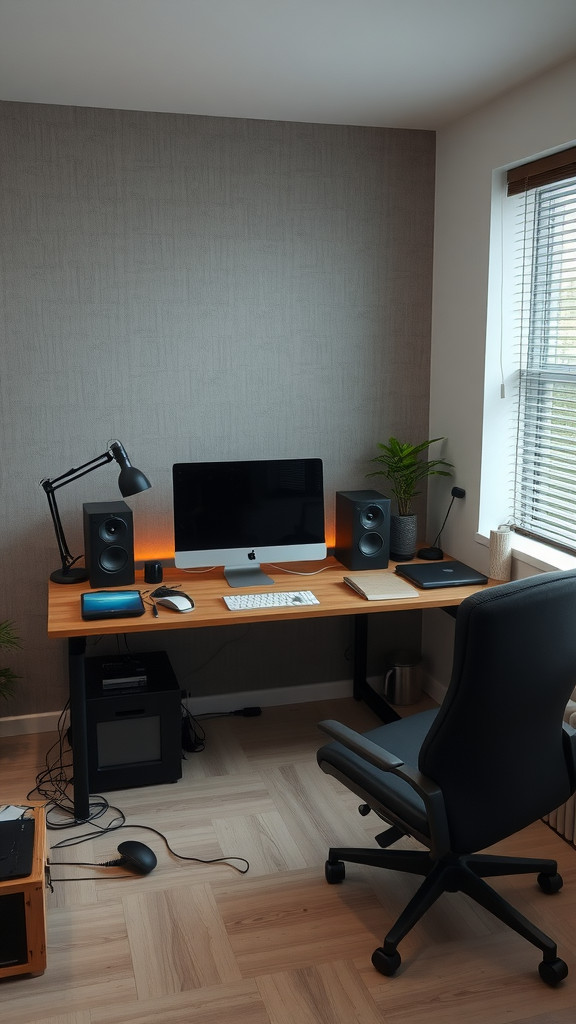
[318,708,439,840]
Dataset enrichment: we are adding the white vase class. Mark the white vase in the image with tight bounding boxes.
[390,514,417,561]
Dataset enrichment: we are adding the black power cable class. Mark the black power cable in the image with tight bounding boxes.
[30,697,250,880]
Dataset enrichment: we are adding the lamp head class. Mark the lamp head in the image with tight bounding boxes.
[109,441,152,497]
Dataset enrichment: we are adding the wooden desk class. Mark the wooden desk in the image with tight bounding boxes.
[47,557,496,820]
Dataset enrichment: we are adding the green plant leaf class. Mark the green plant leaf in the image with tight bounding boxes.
[367,436,453,515]
[0,620,22,700]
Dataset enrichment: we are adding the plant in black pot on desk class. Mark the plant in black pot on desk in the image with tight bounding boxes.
[367,437,453,561]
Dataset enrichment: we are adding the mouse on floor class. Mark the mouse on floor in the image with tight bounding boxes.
[155,593,194,612]
[116,840,157,874]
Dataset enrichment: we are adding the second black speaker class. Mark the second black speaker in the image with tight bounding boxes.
[83,500,135,588]
[334,490,391,570]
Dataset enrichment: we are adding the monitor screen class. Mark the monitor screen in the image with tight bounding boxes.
[172,458,326,586]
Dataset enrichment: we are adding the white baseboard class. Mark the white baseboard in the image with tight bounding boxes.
[0,681,358,738]
[0,675,439,738]
[0,711,64,738]
[424,675,448,705]
[185,678,356,716]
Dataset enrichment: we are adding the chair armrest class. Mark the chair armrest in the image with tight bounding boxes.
[319,719,405,770]
[318,719,451,858]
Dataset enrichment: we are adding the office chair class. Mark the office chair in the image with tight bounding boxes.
[317,569,576,985]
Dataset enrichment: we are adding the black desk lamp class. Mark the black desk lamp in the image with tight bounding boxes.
[417,486,465,560]
[41,440,151,584]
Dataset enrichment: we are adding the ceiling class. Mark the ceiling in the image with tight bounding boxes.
[2,0,576,130]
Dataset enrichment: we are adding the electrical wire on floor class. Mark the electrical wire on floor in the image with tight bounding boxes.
[47,819,249,885]
[180,705,262,754]
[26,700,114,830]
[29,698,250,881]
[181,703,206,752]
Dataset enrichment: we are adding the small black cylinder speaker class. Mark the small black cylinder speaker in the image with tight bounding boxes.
[144,561,163,584]
[334,490,391,570]
[83,501,135,589]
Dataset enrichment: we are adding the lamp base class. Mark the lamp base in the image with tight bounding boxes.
[417,546,444,560]
[50,566,90,584]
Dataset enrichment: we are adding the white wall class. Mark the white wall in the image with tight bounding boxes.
[424,56,576,692]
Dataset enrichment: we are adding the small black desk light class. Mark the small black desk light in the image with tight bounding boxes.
[417,486,466,560]
[41,440,151,584]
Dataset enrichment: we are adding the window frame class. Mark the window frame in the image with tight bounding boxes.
[507,151,576,555]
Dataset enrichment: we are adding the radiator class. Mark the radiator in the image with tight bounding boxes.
[542,696,576,844]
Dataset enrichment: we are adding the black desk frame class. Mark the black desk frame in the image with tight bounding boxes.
[67,613,400,822]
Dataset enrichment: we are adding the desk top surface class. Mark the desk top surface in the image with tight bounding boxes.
[47,556,499,639]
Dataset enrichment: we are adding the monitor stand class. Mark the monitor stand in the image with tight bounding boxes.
[224,564,275,587]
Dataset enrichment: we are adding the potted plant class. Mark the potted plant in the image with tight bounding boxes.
[367,437,453,560]
[0,619,22,701]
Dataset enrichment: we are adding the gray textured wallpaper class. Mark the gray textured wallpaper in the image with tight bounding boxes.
[0,100,434,716]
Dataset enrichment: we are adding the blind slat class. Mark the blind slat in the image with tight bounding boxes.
[511,169,576,553]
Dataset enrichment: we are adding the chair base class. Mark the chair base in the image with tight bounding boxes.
[326,845,567,984]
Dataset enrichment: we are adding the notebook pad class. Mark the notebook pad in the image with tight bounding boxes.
[343,572,420,600]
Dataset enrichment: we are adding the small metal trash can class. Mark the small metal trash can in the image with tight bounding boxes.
[383,654,422,706]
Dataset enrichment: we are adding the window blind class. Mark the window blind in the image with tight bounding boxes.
[507,146,576,197]
[510,164,576,554]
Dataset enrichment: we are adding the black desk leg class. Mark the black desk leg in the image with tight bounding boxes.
[352,614,401,723]
[68,636,90,822]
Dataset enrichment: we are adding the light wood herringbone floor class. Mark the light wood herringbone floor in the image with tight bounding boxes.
[2,696,576,1024]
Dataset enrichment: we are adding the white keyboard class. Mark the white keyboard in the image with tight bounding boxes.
[223,590,320,611]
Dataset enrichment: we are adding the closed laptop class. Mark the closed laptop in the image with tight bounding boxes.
[395,560,488,589]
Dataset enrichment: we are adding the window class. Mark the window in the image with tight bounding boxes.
[507,148,576,555]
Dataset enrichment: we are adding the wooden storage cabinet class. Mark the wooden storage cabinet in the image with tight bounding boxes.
[0,807,47,978]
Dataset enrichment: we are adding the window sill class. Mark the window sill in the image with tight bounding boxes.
[475,532,576,573]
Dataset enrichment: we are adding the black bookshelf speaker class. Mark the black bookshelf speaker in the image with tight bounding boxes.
[83,500,135,588]
[334,490,391,570]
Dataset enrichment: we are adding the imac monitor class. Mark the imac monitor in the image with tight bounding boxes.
[172,458,326,587]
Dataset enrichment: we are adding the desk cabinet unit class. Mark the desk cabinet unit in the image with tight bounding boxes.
[0,807,47,978]
[84,651,183,792]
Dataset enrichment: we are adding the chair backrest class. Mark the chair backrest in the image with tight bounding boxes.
[419,570,576,854]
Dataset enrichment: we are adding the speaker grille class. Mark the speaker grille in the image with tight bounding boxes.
[359,504,385,529]
[99,517,128,543]
[99,546,129,573]
[358,532,384,556]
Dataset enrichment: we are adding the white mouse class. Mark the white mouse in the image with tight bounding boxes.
[155,594,194,612]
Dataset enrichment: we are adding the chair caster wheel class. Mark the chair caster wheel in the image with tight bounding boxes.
[537,871,563,894]
[325,860,345,884]
[371,947,401,976]
[539,957,568,986]
[358,803,371,816]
